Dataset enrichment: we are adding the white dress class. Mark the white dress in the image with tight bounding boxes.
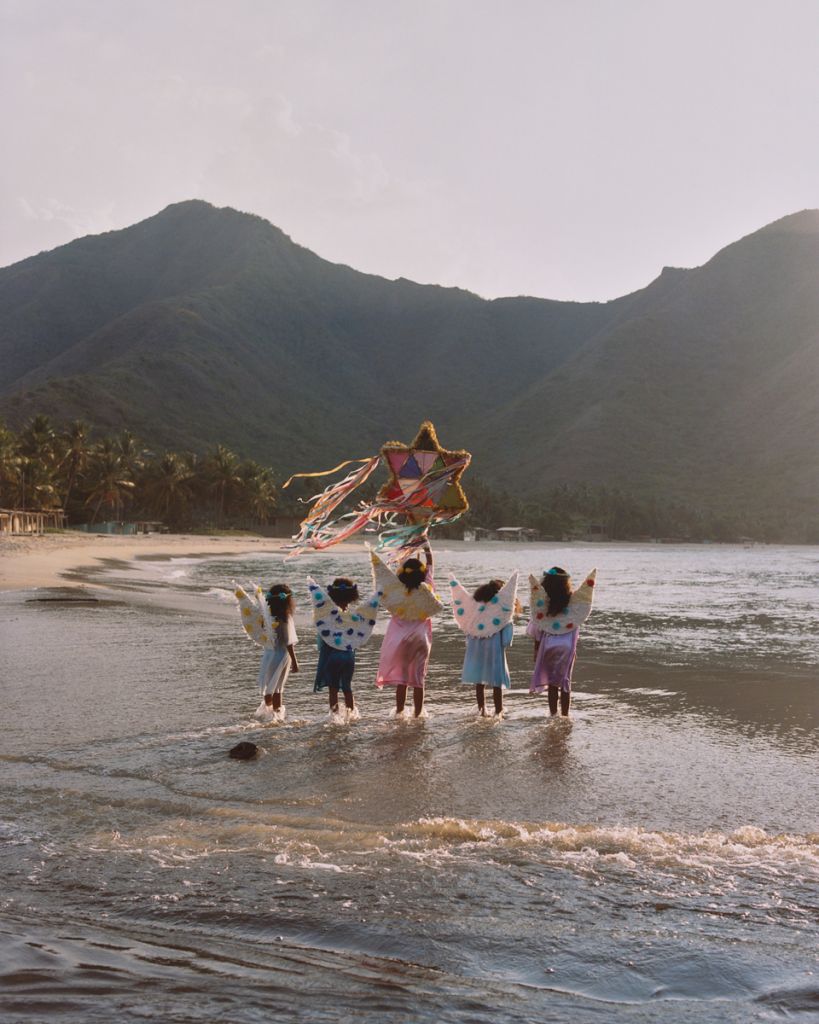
[257,616,298,695]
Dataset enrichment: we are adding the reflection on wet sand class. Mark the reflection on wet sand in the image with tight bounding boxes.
[584,657,818,753]
[528,719,576,777]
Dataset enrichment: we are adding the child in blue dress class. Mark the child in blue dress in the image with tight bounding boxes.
[307,575,382,719]
[448,573,519,716]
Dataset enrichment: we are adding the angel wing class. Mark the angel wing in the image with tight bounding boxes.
[233,582,277,650]
[306,576,382,651]
[448,572,519,638]
[370,550,443,621]
[528,569,596,635]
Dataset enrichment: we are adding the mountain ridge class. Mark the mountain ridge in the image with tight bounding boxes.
[1,201,817,536]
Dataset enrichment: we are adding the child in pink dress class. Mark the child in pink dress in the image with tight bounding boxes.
[371,543,443,717]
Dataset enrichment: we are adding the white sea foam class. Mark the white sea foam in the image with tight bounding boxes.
[621,687,677,696]
[387,817,819,877]
[0,820,41,845]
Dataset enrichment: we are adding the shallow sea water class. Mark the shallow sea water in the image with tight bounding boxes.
[1,543,817,1022]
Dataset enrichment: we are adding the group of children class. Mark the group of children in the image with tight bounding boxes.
[234,547,596,722]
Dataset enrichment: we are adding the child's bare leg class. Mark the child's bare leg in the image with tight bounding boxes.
[492,687,503,715]
[413,686,424,717]
[343,689,355,711]
[395,685,407,714]
[271,691,282,712]
[328,686,339,713]
[475,684,485,714]
[560,689,571,717]
[547,685,559,716]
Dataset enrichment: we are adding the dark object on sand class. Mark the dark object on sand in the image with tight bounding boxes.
[228,741,259,760]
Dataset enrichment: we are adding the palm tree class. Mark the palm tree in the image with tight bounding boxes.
[0,422,22,506]
[115,430,147,479]
[58,420,92,512]
[84,450,135,523]
[19,414,56,460]
[237,461,277,525]
[18,456,61,509]
[141,452,194,525]
[17,415,58,507]
[204,445,241,527]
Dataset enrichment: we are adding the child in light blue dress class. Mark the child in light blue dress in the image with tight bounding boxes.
[448,573,519,716]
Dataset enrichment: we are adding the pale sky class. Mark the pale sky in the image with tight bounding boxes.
[2,0,818,301]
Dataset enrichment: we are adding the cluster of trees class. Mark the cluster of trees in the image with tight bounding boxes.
[460,479,799,543]
[3,415,811,543]
[0,416,277,530]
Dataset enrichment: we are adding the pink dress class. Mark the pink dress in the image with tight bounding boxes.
[375,568,437,690]
[375,616,433,690]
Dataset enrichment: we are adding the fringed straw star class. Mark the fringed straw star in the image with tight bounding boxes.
[378,421,471,518]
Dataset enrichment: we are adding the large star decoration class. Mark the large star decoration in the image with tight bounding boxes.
[377,421,471,519]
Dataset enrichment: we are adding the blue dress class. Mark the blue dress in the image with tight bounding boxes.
[314,637,356,693]
[460,623,514,688]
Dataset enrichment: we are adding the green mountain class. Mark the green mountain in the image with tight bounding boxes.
[1,200,817,534]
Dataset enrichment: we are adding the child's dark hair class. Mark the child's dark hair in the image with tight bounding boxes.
[328,577,359,609]
[265,583,294,619]
[542,567,572,617]
[398,557,427,591]
[473,579,504,603]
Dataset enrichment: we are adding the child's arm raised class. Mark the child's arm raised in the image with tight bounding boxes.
[422,539,434,575]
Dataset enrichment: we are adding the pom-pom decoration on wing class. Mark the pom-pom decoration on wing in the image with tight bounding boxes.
[370,550,443,621]
[283,421,471,556]
[449,572,519,638]
[528,569,596,635]
[307,576,383,651]
[233,582,279,650]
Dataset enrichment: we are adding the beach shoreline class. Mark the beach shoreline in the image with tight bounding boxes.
[0,531,292,592]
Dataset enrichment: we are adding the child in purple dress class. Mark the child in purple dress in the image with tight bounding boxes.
[528,567,596,717]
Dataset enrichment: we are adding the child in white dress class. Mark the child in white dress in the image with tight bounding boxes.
[234,582,299,721]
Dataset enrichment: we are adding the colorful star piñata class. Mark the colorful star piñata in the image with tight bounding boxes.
[377,421,470,520]
[284,421,471,555]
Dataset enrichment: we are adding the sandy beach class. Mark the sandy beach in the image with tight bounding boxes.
[0,531,289,592]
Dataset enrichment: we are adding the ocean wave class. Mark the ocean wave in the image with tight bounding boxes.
[0,819,42,845]
[84,811,819,884]
[386,817,819,876]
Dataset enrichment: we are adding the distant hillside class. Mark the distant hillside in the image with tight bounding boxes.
[1,201,817,538]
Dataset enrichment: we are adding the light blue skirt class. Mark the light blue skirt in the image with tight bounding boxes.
[460,624,513,689]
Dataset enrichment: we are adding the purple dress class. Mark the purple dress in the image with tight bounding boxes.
[527,619,579,694]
